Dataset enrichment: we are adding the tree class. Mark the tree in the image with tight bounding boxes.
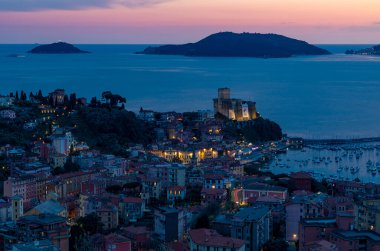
[64,95,69,105]
[106,185,123,194]
[37,89,43,98]
[70,213,104,250]
[52,158,80,175]
[101,91,126,107]
[90,97,97,107]
[77,213,103,235]
[69,93,77,109]
[48,95,54,106]
[20,91,27,101]
[262,240,289,251]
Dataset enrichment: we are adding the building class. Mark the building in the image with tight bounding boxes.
[0,109,16,119]
[154,207,185,242]
[286,193,328,242]
[3,175,48,210]
[12,239,59,251]
[303,240,337,251]
[0,199,12,222]
[189,228,245,251]
[330,230,380,251]
[354,198,380,234]
[145,163,186,187]
[291,172,313,191]
[104,233,131,251]
[242,182,288,203]
[213,88,257,121]
[0,95,14,107]
[231,206,272,251]
[25,193,67,218]
[17,214,70,251]
[48,89,65,106]
[298,218,337,251]
[167,186,186,201]
[10,196,23,221]
[201,188,227,205]
[49,152,67,168]
[97,204,119,231]
[204,174,225,189]
[138,108,155,122]
[119,197,145,223]
[48,171,94,198]
[140,178,162,203]
[123,226,150,251]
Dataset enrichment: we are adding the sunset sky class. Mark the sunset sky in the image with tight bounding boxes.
[0,0,379,44]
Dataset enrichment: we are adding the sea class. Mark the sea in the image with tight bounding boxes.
[1,44,380,182]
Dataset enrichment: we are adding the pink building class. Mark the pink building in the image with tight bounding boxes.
[243,182,288,203]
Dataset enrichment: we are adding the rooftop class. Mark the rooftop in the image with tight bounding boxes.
[332,230,380,242]
[31,200,66,215]
[233,206,270,222]
[189,228,244,249]
[19,214,66,225]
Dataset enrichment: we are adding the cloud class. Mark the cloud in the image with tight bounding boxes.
[0,0,171,11]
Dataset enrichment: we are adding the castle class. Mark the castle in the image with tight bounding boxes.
[213,88,258,121]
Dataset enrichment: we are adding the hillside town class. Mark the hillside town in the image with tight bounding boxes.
[0,88,380,251]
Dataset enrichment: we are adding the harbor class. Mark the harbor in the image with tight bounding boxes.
[267,141,380,183]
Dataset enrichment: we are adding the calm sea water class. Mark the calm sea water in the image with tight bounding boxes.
[0,44,379,139]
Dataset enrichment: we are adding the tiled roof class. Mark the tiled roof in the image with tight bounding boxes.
[189,229,244,249]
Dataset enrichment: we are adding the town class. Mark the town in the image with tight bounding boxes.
[0,87,379,251]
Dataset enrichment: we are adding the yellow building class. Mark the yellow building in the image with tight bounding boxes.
[152,148,218,165]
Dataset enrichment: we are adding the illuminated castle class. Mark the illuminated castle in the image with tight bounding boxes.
[213,88,258,121]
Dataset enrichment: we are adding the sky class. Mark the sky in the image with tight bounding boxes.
[0,0,379,44]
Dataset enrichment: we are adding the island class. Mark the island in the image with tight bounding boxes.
[27,42,89,54]
[346,45,380,56]
[137,32,330,58]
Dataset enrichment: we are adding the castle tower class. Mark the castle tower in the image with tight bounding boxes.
[218,87,230,100]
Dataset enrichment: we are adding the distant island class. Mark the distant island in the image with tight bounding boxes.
[28,42,89,54]
[346,45,380,56]
[137,32,330,58]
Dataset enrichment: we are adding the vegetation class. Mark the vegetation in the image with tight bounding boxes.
[191,203,220,229]
[242,117,282,142]
[52,158,80,175]
[69,213,104,251]
[262,240,289,251]
[58,106,154,154]
[28,42,89,54]
[224,117,282,143]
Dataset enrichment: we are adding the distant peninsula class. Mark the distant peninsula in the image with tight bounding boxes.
[28,42,89,54]
[346,45,380,56]
[137,32,331,58]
